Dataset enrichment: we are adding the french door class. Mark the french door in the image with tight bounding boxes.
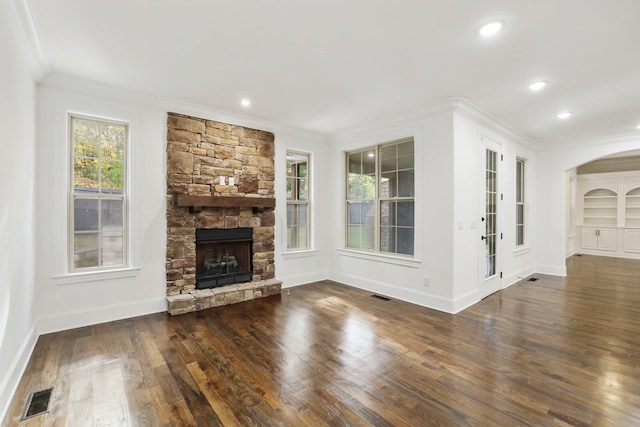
[479,138,502,298]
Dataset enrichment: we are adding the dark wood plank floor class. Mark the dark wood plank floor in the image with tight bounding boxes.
[4,254,640,426]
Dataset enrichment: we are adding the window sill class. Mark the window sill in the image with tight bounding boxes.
[337,248,421,268]
[513,246,532,256]
[282,249,318,259]
[54,267,141,285]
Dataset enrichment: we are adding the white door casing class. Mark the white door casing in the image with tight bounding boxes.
[479,136,502,298]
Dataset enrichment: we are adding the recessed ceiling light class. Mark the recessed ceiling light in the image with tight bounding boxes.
[240,99,251,107]
[479,21,503,37]
[528,81,547,91]
[557,112,572,119]
[636,124,640,130]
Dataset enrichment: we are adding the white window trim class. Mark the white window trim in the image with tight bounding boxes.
[345,138,415,257]
[285,150,312,252]
[68,113,131,274]
[337,248,421,268]
[54,267,140,285]
[516,157,525,247]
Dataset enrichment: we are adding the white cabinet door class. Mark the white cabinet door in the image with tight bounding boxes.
[624,229,640,253]
[581,227,598,249]
[597,228,616,251]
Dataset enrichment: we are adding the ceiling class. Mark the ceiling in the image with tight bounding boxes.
[26,0,640,145]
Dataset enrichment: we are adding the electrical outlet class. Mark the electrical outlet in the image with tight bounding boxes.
[423,277,430,286]
[220,176,226,185]
[229,177,235,186]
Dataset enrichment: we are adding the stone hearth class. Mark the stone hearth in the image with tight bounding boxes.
[165,113,281,315]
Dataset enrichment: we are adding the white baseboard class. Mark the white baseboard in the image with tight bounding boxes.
[278,270,329,288]
[329,271,457,313]
[0,322,38,423]
[38,297,167,335]
[503,266,536,289]
[451,289,480,314]
[534,264,567,277]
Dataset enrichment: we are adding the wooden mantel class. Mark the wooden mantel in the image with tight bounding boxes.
[173,194,276,209]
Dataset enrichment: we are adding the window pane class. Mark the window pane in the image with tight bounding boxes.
[298,225,308,249]
[298,178,308,200]
[102,199,123,232]
[362,151,376,174]
[380,226,396,253]
[380,172,396,198]
[398,141,413,156]
[74,158,99,189]
[348,224,374,250]
[296,204,308,225]
[360,201,374,224]
[397,227,414,255]
[74,198,99,231]
[101,123,126,161]
[348,174,375,199]
[101,235,123,266]
[380,145,396,172]
[286,177,294,200]
[74,233,99,269]
[516,204,524,225]
[286,226,295,249]
[517,225,524,246]
[347,202,361,224]
[100,160,124,192]
[348,152,362,174]
[73,119,100,158]
[397,201,414,227]
[398,170,414,197]
[380,201,396,226]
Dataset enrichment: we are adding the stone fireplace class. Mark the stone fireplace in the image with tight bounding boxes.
[165,113,281,315]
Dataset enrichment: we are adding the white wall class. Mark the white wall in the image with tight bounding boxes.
[325,101,538,314]
[0,1,38,419]
[328,107,456,312]
[35,76,167,333]
[535,136,640,275]
[274,130,332,287]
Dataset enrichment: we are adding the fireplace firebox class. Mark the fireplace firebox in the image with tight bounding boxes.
[196,228,253,289]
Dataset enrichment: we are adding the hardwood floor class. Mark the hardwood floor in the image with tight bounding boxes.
[4,255,640,426]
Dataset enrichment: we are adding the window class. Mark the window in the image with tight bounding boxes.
[70,115,127,271]
[286,151,310,251]
[516,158,525,246]
[347,139,414,256]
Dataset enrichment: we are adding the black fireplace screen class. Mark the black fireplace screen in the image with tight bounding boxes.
[196,228,253,289]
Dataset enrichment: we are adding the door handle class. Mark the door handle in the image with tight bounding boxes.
[481,235,487,240]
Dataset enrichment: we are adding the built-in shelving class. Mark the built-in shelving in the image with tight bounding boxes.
[625,188,640,228]
[583,188,617,227]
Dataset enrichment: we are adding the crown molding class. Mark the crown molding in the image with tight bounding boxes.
[330,97,540,151]
[538,131,640,153]
[449,98,539,151]
[40,73,163,109]
[8,0,50,81]
[330,98,455,142]
[161,98,282,133]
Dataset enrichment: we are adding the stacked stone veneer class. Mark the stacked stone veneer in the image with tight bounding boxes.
[166,112,280,315]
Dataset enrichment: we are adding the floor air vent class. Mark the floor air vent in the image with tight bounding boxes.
[22,387,53,420]
[371,294,391,301]
[527,277,539,282]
